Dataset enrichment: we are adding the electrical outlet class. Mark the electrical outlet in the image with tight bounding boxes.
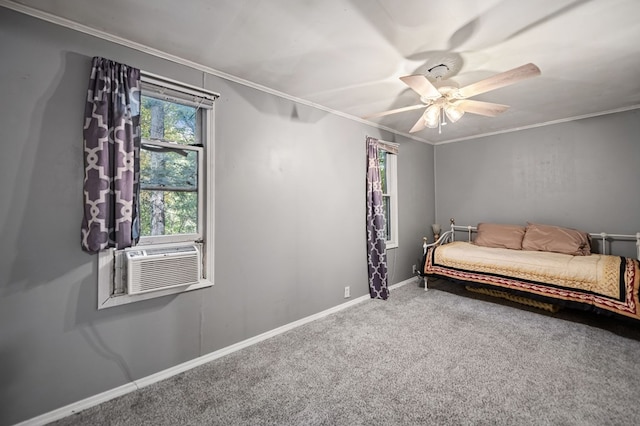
[344,286,350,298]
[412,264,417,274]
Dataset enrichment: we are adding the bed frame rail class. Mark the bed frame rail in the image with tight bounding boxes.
[423,218,640,260]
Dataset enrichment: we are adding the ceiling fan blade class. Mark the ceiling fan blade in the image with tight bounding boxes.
[362,104,427,120]
[454,100,510,117]
[400,74,441,99]
[409,116,427,133]
[457,63,541,99]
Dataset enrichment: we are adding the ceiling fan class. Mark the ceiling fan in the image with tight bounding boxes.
[364,63,541,133]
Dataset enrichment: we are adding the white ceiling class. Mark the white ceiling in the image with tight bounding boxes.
[5,0,640,143]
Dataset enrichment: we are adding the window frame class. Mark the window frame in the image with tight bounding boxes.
[138,139,204,245]
[97,72,217,309]
[380,149,398,249]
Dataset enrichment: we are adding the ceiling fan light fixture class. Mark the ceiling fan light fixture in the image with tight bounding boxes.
[444,104,465,123]
[423,105,440,128]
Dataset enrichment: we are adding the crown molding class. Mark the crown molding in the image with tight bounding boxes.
[433,104,640,145]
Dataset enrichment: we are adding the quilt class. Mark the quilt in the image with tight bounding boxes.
[424,241,640,321]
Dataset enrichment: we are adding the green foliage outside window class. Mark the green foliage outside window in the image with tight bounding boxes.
[378,149,387,193]
[139,96,200,237]
[378,149,391,241]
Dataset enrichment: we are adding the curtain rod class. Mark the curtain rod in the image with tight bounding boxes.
[379,139,399,148]
[366,136,399,148]
[367,136,399,154]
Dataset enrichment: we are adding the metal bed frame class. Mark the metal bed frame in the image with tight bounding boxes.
[422,218,640,291]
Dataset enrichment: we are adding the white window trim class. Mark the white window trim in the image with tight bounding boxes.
[97,74,217,309]
[384,152,399,249]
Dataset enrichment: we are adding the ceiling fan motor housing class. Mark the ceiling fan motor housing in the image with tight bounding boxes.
[420,80,459,103]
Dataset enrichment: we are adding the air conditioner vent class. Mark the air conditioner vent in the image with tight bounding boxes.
[126,245,201,295]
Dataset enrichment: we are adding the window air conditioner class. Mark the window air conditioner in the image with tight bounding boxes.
[126,245,202,295]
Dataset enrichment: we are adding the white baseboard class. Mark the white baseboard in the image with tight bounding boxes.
[14,382,139,426]
[16,277,418,426]
[389,276,418,291]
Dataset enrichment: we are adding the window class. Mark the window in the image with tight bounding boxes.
[139,88,203,244]
[379,149,398,249]
[97,73,217,309]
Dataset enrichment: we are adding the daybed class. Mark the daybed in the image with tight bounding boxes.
[421,220,640,322]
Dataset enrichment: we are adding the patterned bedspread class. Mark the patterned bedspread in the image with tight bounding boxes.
[424,241,640,321]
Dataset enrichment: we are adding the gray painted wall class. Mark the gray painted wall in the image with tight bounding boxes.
[0,9,433,425]
[435,110,640,258]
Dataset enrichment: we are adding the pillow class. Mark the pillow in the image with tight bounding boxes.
[522,223,591,256]
[474,223,526,250]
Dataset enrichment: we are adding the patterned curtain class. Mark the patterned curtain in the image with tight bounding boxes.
[81,57,141,253]
[366,137,389,299]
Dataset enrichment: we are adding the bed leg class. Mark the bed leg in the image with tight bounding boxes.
[424,276,428,291]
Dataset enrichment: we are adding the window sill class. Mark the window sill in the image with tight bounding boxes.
[386,241,398,250]
[98,279,213,310]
